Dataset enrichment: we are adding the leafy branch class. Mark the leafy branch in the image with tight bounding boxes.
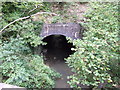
[0,12,58,35]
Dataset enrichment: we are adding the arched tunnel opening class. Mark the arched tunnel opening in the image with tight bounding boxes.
[40,35,75,88]
[41,35,75,63]
[38,23,83,88]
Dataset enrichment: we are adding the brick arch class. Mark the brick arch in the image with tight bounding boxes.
[40,23,84,40]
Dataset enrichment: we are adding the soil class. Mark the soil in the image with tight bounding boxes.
[32,2,89,23]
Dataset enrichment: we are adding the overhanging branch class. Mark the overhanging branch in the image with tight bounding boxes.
[0,12,58,35]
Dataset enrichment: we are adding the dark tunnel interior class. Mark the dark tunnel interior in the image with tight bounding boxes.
[41,35,75,62]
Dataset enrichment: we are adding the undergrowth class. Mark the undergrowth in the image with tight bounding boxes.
[66,2,119,88]
[0,2,61,88]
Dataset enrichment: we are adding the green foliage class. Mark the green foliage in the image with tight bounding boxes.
[1,1,119,88]
[1,2,51,22]
[0,38,61,88]
[0,2,60,88]
[66,2,119,88]
[0,2,51,47]
[2,2,33,22]
[1,19,44,47]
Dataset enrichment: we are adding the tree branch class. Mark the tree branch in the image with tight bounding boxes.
[0,12,58,35]
[0,16,30,34]
[28,4,43,14]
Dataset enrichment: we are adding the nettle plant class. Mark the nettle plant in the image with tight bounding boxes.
[66,2,119,88]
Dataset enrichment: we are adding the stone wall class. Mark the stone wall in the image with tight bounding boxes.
[40,23,84,39]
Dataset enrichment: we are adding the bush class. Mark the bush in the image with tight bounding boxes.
[1,2,51,22]
[0,2,61,88]
[66,2,119,88]
[0,38,61,88]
